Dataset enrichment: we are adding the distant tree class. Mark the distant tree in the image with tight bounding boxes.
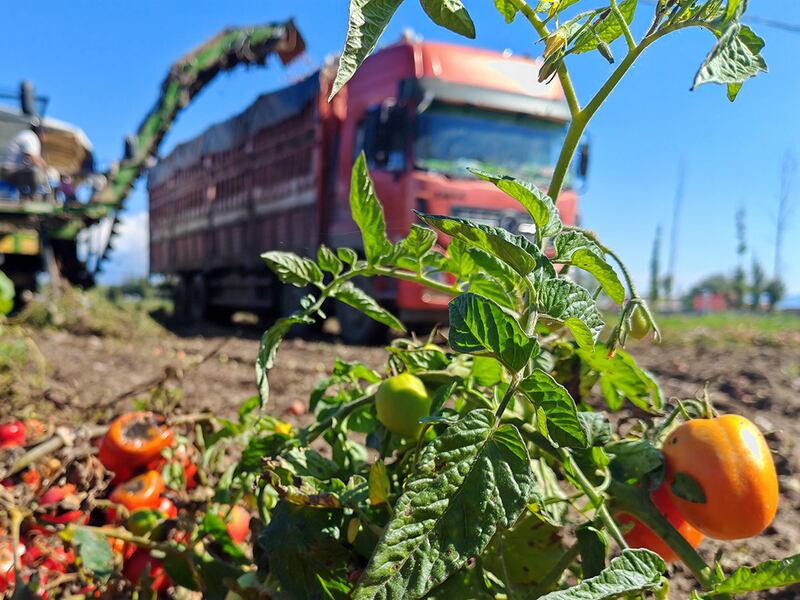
[750,257,766,311]
[732,207,747,309]
[765,278,786,312]
[649,225,662,304]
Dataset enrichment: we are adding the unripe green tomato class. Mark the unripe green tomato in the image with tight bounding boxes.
[629,307,650,340]
[126,508,165,536]
[375,373,432,440]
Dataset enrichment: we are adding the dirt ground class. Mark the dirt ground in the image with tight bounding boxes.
[14,321,800,598]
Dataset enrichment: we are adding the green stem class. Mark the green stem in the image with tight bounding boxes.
[529,543,581,597]
[373,266,461,297]
[300,391,376,445]
[509,0,581,117]
[608,481,716,590]
[559,448,629,550]
[495,372,522,419]
[610,0,636,51]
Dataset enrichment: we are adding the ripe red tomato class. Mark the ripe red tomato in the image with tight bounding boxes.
[0,421,26,448]
[617,484,704,563]
[157,497,178,519]
[223,505,251,543]
[663,414,779,540]
[123,550,171,594]
[37,483,88,526]
[98,412,174,475]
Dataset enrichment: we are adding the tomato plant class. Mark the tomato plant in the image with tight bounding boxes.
[3,1,799,599]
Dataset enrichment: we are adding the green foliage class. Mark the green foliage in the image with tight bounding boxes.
[0,270,14,316]
[707,554,800,596]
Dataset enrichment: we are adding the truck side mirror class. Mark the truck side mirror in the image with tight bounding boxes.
[20,81,36,116]
[578,141,590,179]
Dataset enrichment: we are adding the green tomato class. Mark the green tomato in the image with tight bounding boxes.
[629,307,650,340]
[126,508,165,536]
[375,372,432,440]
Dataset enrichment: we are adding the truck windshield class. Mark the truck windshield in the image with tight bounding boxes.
[413,102,568,185]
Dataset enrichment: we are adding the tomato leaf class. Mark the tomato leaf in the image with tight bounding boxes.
[536,277,605,344]
[331,0,404,98]
[670,472,707,504]
[470,170,562,238]
[608,440,663,484]
[710,554,800,595]
[571,0,638,54]
[368,461,391,506]
[448,292,538,373]
[202,513,248,562]
[577,345,663,412]
[351,409,534,600]
[332,281,405,331]
[260,502,354,599]
[519,369,588,448]
[256,314,314,404]
[485,514,565,587]
[493,0,518,23]
[350,153,393,264]
[693,23,767,101]
[71,526,114,581]
[262,251,323,287]
[567,249,625,305]
[418,212,555,277]
[419,0,476,38]
[538,548,666,600]
[576,523,608,578]
[317,244,343,276]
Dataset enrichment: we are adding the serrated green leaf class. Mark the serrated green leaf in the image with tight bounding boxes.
[693,23,767,98]
[554,230,602,261]
[519,370,587,448]
[577,346,664,412]
[350,154,392,264]
[398,224,438,268]
[494,0,518,22]
[333,281,405,331]
[710,554,800,595]
[538,549,666,600]
[577,523,608,578]
[420,0,475,38]
[570,248,625,304]
[537,278,605,343]
[563,317,596,349]
[578,411,612,446]
[448,293,537,373]
[331,0,404,99]
[318,245,344,276]
[608,439,664,483]
[262,251,323,287]
[572,0,638,54]
[529,458,569,526]
[260,502,354,599]
[485,514,564,586]
[338,247,359,265]
[352,410,533,600]
[419,212,555,278]
[470,170,562,238]
[72,527,114,580]
[256,315,313,404]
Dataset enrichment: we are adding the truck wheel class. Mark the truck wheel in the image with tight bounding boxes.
[173,276,191,322]
[337,278,388,345]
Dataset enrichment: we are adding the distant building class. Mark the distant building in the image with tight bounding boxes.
[692,291,729,313]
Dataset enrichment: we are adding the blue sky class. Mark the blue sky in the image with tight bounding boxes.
[1,1,798,294]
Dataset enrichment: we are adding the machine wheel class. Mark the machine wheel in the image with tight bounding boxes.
[337,278,388,345]
[189,274,207,322]
[172,275,191,322]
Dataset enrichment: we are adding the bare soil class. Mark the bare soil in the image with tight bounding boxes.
[16,322,800,598]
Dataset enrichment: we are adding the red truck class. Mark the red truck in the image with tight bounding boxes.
[148,34,586,343]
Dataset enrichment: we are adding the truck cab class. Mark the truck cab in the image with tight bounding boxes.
[330,39,581,340]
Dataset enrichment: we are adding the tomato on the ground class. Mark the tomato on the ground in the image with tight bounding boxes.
[123,549,171,594]
[0,421,26,448]
[375,372,432,440]
[223,505,251,543]
[109,470,166,517]
[663,414,779,540]
[98,412,174,474]
[616,484,704,562]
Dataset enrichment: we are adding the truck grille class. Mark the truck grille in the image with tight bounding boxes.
[450,206,536,237]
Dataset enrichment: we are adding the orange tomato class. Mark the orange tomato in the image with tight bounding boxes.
[663,414,778,540]
[98,412,174,474]
[223,505,251,543]
[617,484,704,562]
[110,470,165,514]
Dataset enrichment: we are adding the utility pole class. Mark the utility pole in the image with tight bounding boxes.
[774,151,796,278]
[665,164,685,301]
[649,225,662,304]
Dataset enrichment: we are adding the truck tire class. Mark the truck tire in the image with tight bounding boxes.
[337,278,388,345]
[172,276,191,323]
[189,274,207,322]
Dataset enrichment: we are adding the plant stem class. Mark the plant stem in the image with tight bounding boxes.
[300,391,376,445]
[610,0,636,51]
[508,0,581,117]
[608,481,716,589]
[495,372,522,419]
[529,542,581,597]
[559,448,629,550]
